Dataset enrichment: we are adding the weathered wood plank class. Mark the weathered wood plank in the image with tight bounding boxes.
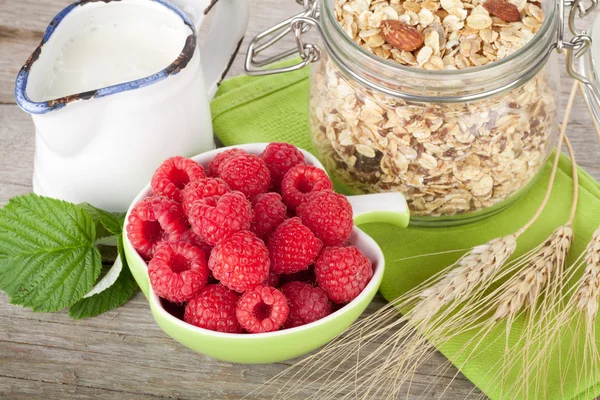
[0,292,479,399]
[0,376,168,400]
[0,105,35,192]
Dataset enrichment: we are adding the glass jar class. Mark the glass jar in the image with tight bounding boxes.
[245,0,597,226]
[309,0,559,225]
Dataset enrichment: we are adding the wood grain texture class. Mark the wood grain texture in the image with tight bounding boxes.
[0,0,599,399]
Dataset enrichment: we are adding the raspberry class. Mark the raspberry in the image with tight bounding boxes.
[208,231,270,293]
[264,271,280,287]
[148,241,209,303]
[188,191,253,245]
[151,156,205,202]
[179,230,213,259]
[315,246,373,304]
[184,284,243,333]
[251,192,287,239]
[127,196,187,260]
[260,142,306,189]
[208,148,247,177]
[267,218,322,274]
[181,177,230,215]
[236,285,289,333]
[280,266,317,287]
[297,190,353,246]
[219,154,271,199]
[281,164,333,211]
[281,281,332,328]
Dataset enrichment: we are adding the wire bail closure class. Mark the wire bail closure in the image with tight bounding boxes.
[244,0,320,75]
[557,0,596,51]
[557,0,600,107]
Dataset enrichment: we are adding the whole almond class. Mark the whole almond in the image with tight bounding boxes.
[483,0,521,22]
[381,20,424,52]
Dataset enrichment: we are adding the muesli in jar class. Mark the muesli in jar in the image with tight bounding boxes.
[309,0,557,220]
[334,0,544,70]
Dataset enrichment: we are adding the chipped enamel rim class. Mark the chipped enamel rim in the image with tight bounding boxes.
[123,143,386,340]
[14,0,197,115]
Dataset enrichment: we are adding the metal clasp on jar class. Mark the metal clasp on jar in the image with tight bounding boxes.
[244,0,320,75]
[557,0,600,108]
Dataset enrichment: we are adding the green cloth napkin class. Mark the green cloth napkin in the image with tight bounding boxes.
[211,66,600,399]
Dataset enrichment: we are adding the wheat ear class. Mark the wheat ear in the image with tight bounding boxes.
[246,235,522,399]
[413,235,517,322]
[250,82,580,400]
[574,229,600,328]
[493,226,574,321]
[569,229,600,399]
[405,82,581,400]
[458,82,581,400]
[503,229,600,400]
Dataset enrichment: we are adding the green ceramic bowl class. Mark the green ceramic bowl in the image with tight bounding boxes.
[123,143,410,364]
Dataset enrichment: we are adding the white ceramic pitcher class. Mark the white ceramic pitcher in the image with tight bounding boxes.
[15,0,249,212]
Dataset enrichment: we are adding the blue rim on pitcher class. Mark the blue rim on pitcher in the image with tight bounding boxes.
[14,0,197,115]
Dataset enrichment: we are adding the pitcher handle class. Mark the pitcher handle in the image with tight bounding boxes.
[176,0,249,99]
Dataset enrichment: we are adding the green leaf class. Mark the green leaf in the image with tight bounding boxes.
[69,237,137,319]
[79,203,126,239]
[0,194,102,312]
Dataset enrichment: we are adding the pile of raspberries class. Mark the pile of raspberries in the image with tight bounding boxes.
[127,143,373,334]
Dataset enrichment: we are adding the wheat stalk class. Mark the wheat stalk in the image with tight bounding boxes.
[406,223,575,400]
[493,226,574,321]
[433,81,597,400]
[485,228,600,400]
[573,229,600,399]
[562,228,600,399]
[360,82,582,400]
[414,235,517,322]
[474,82,600,400]
[249,83,582,400]
[246,236,521,399]
[395,84,580,399]
[489,226,574,399]
[545,227,600,399]
[573,228,600,328]
[463,89,582,399]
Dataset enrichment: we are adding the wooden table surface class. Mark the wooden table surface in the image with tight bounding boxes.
[1,1,600,399]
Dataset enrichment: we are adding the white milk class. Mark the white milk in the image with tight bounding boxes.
[41,21,188,101]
